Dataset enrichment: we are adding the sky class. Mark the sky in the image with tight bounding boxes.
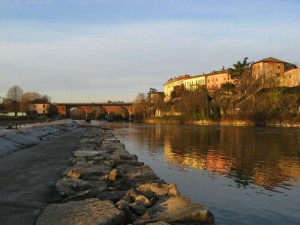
[0,0,300,103]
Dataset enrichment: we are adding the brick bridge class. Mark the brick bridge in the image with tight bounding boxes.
[54,103,134,120]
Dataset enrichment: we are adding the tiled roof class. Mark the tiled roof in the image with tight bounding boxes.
[253,57,286,64]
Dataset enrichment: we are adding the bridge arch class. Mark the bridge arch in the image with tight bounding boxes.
[69,106,87,120]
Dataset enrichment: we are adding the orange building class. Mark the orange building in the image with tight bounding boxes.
[205,70,232,90]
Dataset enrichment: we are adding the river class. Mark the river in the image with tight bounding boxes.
[94,121,300,225]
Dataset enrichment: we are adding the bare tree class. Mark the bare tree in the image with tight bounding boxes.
[133,93,150,120]
[6,85,24,116]
[22,91,41,112]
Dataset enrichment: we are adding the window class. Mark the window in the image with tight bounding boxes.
[43,104,45,108]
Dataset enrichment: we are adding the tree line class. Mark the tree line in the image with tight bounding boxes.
[0,85,52,116]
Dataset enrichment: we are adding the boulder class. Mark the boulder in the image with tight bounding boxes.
[129,201,147,216]
[73,150,103,157]
[146,222,171,225]
[98,190,127,203]
[65,161,112,180]
[116,164,159,188]
[36,199,125,225]
[136,183,180,199]
[56,177,107,199]
[133,196,214,225]
[135,195,152,208]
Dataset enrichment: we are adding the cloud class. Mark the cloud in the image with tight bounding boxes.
[0,15,299,102]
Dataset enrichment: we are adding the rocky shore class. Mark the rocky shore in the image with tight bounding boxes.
[36,127,214,225]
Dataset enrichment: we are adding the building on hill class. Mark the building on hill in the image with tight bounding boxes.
[205,70,232,91]
[164,74,190,102]
[281,68,300,87]
[184,74,205,91]
[149,91,165,104]
[251,57,297,87]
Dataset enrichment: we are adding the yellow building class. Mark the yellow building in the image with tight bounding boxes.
[28,99,50,115]
[163,74,190,101]
[184,74,205,91]
[281,68,300,87]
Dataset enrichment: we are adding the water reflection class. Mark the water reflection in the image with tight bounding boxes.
[104,122,300,225]
[120,124,300,193]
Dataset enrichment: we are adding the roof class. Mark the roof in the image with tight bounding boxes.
[253,57,287,64]
[30,99,49,104]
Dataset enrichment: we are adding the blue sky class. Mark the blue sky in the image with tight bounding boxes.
[1,0,300,103]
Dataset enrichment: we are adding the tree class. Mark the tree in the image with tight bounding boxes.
[228,57,251,79]
[133,93,150,120]
[41,94,52,103]
[6,85,24,116]
[175,87,212,120]
[22,91,41,112]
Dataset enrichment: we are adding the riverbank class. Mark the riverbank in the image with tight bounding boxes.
[0,119,79,158]
[145,117,300,127]
[36,126,214,225]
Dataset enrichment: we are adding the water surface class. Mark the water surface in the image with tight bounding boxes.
[98,122,300,225]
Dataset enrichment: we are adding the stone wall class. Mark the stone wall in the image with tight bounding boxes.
[36,127,214,225]
[281,68,300,87]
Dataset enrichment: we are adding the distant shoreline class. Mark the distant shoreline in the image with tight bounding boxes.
[144,118,300,127]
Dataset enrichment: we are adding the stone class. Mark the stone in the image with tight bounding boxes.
[113,149,138,161]
[36,199,125,225]
[56,177,107,199]
[98,190,127,203]
[108,169,131,191]
[117,201,138,223]
[146,222,171,225]
[65,161,112,180]
[129,201,147,216]
[135,195,152,208]
[136,183,180,199]
[73,150,103,157]
[116,164,159,188]
[133,196,214,225]
[126,188,139,201]
[102,138,120,144]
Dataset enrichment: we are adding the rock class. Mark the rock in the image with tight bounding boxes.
[130,201,147,216]
[102,138,120,144]
[36,198,125,225]
[73,150,103,157]
[56,177,107,199]
[65,161,112,180]
[126,188,139,201]
[146,222,170,225]
[133,196,214,225]
[116,164,159,188]
[98,190,127,203]
[136,183,180,199]
[117,201,139,223]
[108,169,131,190]
[135,195,152,208]
[113,149,138,161]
